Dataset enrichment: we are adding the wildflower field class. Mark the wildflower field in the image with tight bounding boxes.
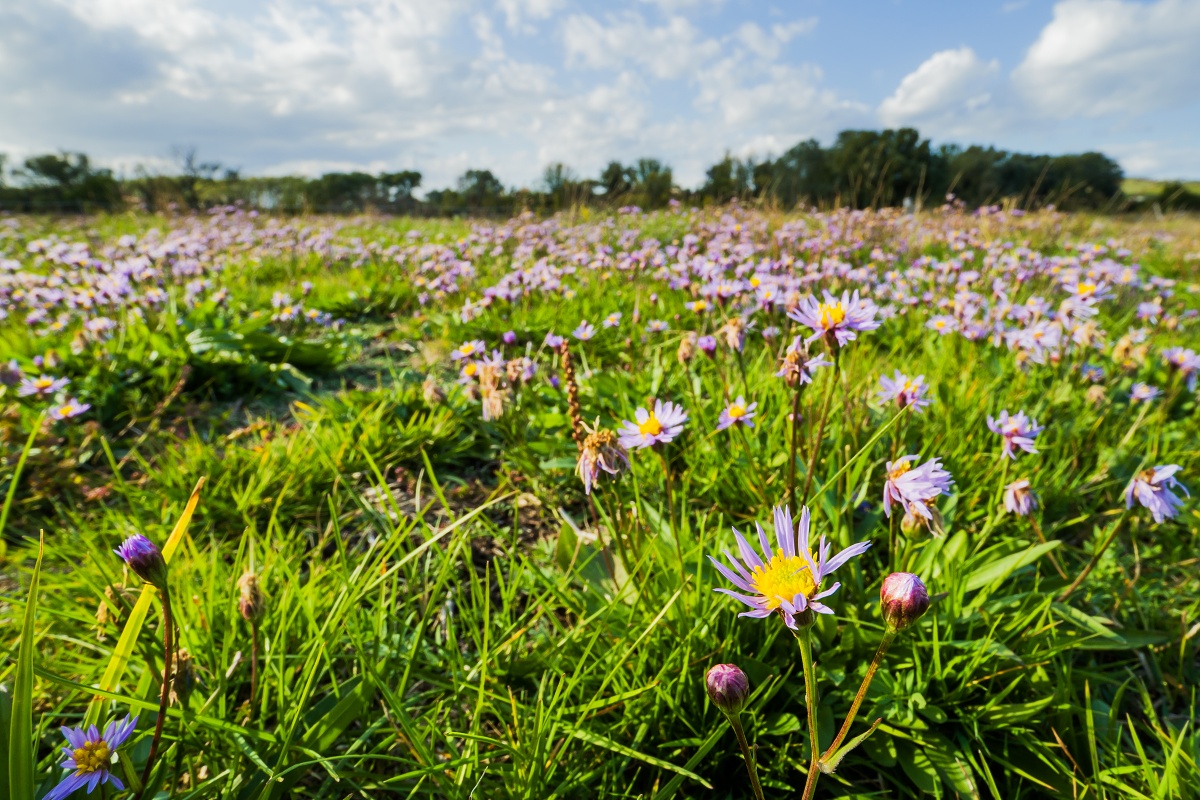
[2,203,1199,799]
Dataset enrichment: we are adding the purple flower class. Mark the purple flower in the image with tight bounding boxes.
[716,396,757,431]
[879,572,930,631]
[709,506,871,629]
[502,330,517,345]
[877,370,931,412]
[1163,347,1200,390]
[647,319,668,332]
[17,374,69,397]
[697,335,717,356]
[451,340,486,361]
[602,312,622,328]
[0,360,20,386]
[544,332,565,348]
[882,455,954,521]
[1129,382,1160,403]
[43,715,138,800]
[788,289,881,349]
[1125,465,1188,523]
[573,321,595,341]
[987,409,1044,460]
[1003,479,1038,516]
[926,315,959,335]
[618,399,688,449]
[49,398,91,420]
[115,533,169,590]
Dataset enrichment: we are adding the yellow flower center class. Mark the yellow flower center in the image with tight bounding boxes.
[72,740,111,773]
[638,414,663,436]
[817,302,846,329]
[888,460,912,480]
[457,343,476,356]
[749,276,761,288]
[750,549,816,610]
[1077,282,1095,296]
[727,404,745,419]
[902,380,917,393]
[934,320,946,329]
[463,362,477,377]
[34,378,54,389]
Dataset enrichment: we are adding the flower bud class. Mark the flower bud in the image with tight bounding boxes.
[677,335,696,364]
[237,571,265,622]
[114,534,169,592]
[705,663,750,716]
[880,572,930,631]
[171,647,198,706]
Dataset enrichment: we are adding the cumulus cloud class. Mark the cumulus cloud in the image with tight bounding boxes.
[1013,0,1200,118]
[562,12,721,80]
[879,47,999,129]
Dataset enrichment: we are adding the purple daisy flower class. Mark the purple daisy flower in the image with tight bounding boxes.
[882,455,954,521]
[573,321,595,341]
[1129,382,1160,403]
[709,505,871,629]
[716,396,757,431]
[1003,479,1038,516]
[618,399,688,449]
[502,330,517,345]
[451,340,486,361]
[17,374,69,397]
[877,370,931,412]
[1125,465,1188,523]
[787,289,881,349]
[602,312,622,328]
[49,398,90,420]
[44,714,138,800]
[544,332,565,348]
[987,409,1044,460]
[647,319,668,332]
[697,335,718,356]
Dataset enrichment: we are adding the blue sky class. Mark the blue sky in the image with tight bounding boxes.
[2,0,1198,190]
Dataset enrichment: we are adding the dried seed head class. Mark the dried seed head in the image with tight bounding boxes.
[422,376,445,405]
[237,571,265,622]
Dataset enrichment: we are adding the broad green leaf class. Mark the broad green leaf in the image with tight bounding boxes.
[964,540,1061,593]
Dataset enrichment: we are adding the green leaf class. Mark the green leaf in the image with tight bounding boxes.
[964,541,1061,593]
[8,534,43,800]
[567,725,711,788]
[924,740,981,799]
[900,743,941,794]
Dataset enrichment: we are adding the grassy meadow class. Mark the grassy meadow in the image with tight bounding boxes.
[1,203,1199,798]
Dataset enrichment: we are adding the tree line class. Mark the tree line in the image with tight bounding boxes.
[1,129,1196,215]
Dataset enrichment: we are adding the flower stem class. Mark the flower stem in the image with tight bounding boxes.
[802,360,840,505]
[788,384,803,511]
[820,630,895,765]
[250,619,260,714]
[1029,516,1067,579]
[657,449,684,587]
[138,590,174,799]
[730,715,766,800]
[797,629,822,800]
[1057,512,1127,602]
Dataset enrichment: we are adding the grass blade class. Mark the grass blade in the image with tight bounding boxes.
[8,532,44,800]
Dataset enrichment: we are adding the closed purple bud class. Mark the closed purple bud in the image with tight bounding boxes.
[502,330,517,345]
[705,663,750,715]
[115,534,169,591]
[880,572,929,631]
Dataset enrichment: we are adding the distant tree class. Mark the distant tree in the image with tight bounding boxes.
[379,170,422,205]
[456,169,506,208]
[701,153,754,203]
[632,158,673,208]
[13,152,122,211]
[598,161,634,199]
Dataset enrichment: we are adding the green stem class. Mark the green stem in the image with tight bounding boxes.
[1057,513,1127,602]
[788,384,803,512]
[802,360,840,506]
[820,630,895,765]
[137,590,173,799]
[797,629,822,800]
[657,449,684,587]
[730,715,767,800]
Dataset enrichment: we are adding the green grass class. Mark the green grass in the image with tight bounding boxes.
[1121,178,1200,197]
[1,206,1199,798]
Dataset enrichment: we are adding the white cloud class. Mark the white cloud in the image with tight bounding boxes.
[562,12,721,80]
[1013,0,1200,118]
[496,0,562,33]
[734,18,817,60]
[879,47,999,129]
